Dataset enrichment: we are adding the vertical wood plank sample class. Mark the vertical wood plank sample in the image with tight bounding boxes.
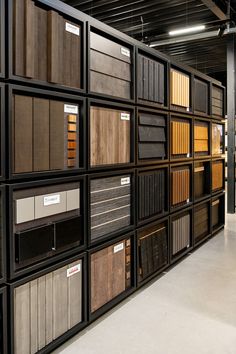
[14,259,82,354]
[212,86,223,117]
[138,55,165,104]
[49,100,65,170]
[90,106,130,166]
[91,239,130,312]
[194,203,209,243]
[90,175,131,241]
[138,223,168,282]
[172,213,190,255]
[171,119,190,157]
[171,167,190,206]
[171,69,190,109]
[138,112,166,160]
[194,121,209,154]
[212,123,223,155]
[212,160,224,191]
[194,78,208,114]
[138,169,166,220]
[90,32,131,99]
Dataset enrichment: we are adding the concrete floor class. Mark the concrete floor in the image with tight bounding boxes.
[53,213,236,354]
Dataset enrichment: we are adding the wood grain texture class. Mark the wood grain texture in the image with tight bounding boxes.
[171,167,190,206]
[194,121,209,153]
[171,69,190,108]
[90,71,131,99]
[90,106,130,166]
[14,260,82,353]
[171,120,190,155]
[49,100,65,170]
[212,123,223,155]
[91,239,129,312]
[212,161,223,191]
[172,213,190,255]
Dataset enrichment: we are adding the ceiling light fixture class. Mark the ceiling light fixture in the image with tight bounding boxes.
[169,25,206,36]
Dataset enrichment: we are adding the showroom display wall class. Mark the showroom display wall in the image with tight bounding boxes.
[0,0,226,353]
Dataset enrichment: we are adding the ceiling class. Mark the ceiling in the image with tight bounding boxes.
[63,0,236,80]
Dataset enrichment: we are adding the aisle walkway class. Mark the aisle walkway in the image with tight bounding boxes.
[53,214,236,354]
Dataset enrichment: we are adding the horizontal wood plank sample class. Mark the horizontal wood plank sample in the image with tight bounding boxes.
[14,259,82,354]
[172,213,190,255]
[90,175,131,241]
[212,86,224,117]
[194,121,209,154]
[13,94,80,174]
[171,69,190,108]
[90,106,130,166]
[194,78,208,114]
[171,119,190,156]
[138,223,168,282]
[138,112,166,160]
[194,203,209,242]
[90,32,131,99]
[194,162,210,199]
[91,239,131,312]
[212,123,223,155]
[138,169,166,220]
[212,160,224,191]
[138,55,165,104]
[171,167,190,206]
[14,0,81,88]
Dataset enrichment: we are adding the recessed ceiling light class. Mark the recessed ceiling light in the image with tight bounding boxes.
[169,25,206,36]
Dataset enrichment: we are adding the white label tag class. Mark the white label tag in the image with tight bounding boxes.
[67,264,81,277]
[186,107,190,112]
[187,153,190,158]
[114,243,124,254]
[121,47,130,57]
[65,22,80,36]
[44,194,60,206]
[121,177,130,185]
[121,113,130,121]
[187,198,190,203]
[64,104,78,114]
[187,244,190,248]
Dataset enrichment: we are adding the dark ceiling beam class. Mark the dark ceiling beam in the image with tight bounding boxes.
[201,0,228,20]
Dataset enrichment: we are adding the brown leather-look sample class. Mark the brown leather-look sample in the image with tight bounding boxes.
[171,166,190,206]
[170,69,190,109]
[90,106,130,167]
[91,238,131,313]
[212,160,224,191]
[171,118,190,157]
[194,121,209,155]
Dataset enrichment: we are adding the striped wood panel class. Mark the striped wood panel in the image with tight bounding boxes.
[171,120,190,156]
[90,106,130,166]
[138,169,166,220]
[212,124,223,155]
[194,121,209,153]
[14,259,82,354]
[138,55,165,104]
[212,86,223,117]
[138,112,166,160]
[194,204,209,242]
[212,161,223,191]
[91,239,131,312]
[170,69,190,108]
[172,213,190,255]
[90,175,131,241]
[194,78,208,114]
[138,223,168,281]
[171,167,190,206]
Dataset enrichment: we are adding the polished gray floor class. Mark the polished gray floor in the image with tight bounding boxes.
[53,213,236,354]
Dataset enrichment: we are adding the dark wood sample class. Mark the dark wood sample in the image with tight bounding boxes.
[172,213,190,255]
[138,169,166,220]
[90,175,131,241]
[91,239,130,312]
[171,119,190,157]
[14,258,82,354]
[171,167,190,206]
[194,121,209,154]
[212,86,224,117]
[138,55,165,104]
[194,162,210,199]
[212,199,220,228]
[49,100,65,171]
[194,203,209,242]
[212,160,224,191]
[90,106,130,166]
[138,112,166,160]
[194,78,208,114]
[138,223,168,282]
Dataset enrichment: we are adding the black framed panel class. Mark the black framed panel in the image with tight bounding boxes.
[211,192,225,234]
[0,0,5,79]
[88,98,135,171]
[88,232,136,322]
[0,83,5,181]
[170,113,193,161]
[7,0,86,94]
[87,23,135,104]
[193,76,210,117]
[0,286,7,354]
[193,159,211,203]
[194,118,211,159]
[7,85,86,180]
[137,165,169,226]
[88,169,135,247]
[137,107,169,166]
[193,198,211,247]
[136,47,168,110]
[136,217,169,286]
[0,186,6,285]
[7,175,87,280]
[9,253,87,354]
